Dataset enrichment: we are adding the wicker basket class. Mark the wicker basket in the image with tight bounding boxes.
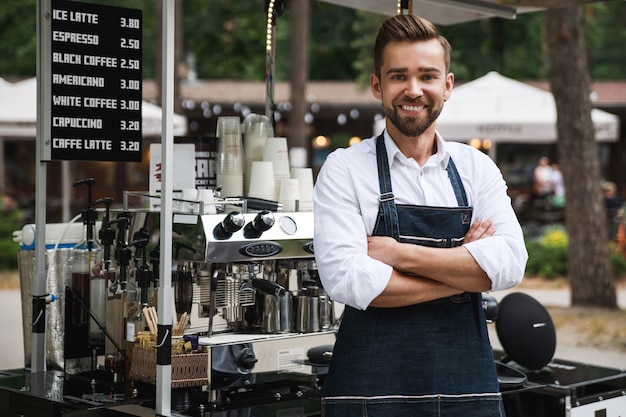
[129,346,209,388]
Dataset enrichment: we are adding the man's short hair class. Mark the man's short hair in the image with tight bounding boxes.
[374,14,452,78]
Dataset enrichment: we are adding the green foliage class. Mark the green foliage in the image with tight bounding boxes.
[525,238,569,279]
[525,225,626,279]
[610,250,626,277]
[587,1,626,79]
[0,0,36,76]
[0,205,23,270]
[1,1,624,82]
[0,0,155,78]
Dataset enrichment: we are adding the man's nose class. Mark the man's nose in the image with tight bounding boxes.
[404,78,423,97]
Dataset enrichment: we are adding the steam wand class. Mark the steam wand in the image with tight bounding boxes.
[73,178,97,252]
[132,237,151,307]
[94,197,114,272]
[109,213,132,291]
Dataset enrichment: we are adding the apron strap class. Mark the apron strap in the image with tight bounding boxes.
[375,132,470,239]
[446,158,469,207]
[376,133,400,240]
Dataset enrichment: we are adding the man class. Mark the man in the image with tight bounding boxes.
[313,14,527,416]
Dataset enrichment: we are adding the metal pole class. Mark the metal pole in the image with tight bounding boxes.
[62,161,71,222]
[156,0,175,415]
[32,0,52,374]
[265,1,276,122]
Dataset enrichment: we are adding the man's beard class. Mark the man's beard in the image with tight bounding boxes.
[383,99,441,137]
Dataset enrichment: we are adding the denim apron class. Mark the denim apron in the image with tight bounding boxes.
[321,134,503,417]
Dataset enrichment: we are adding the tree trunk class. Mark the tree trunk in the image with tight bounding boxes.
[545,6,617,308]
[289,0,310,167]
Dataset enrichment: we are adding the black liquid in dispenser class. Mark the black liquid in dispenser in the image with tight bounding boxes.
[66,178,105,362]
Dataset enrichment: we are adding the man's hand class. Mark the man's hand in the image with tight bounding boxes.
[367,219,496,268]
[463,219,495,244]
[367,236,399,267]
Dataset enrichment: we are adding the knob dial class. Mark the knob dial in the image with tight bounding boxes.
[213,211,245,240]
[244,210,275,238]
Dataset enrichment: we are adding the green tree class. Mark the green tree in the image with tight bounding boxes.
[0,0,36,76]
[587,1,626,79]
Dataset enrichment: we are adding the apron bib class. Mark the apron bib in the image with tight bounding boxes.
[322,134,503,417]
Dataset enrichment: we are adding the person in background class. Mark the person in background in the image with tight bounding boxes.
[533,156,554,203]
[549,163,565,208]
[602,181,622,241]
[313,14,528,417]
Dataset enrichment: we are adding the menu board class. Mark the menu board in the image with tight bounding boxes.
[50,1,142,162]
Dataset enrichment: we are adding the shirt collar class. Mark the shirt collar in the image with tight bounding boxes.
[382,129,451,168]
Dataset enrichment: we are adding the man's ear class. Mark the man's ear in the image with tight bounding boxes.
[370,73,382,100]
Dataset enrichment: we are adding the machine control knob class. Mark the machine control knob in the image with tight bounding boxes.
[244,210,275,238]
[235,347,257,373]
[213,211,245,240]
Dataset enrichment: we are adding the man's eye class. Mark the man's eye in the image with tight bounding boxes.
[391,74,405,81]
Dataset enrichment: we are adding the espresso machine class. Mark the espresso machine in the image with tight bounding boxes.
[122,193,339,416]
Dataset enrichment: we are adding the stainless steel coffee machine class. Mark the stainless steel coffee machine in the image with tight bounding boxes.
[123,194,339,415]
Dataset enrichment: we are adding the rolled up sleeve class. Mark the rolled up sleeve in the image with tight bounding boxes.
[313,148,392,310]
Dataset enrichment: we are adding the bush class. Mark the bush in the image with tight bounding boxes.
[0,205,23,270]
[525,225,626,279]
[525,240,568,278]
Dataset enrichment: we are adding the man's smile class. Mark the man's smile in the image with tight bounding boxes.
[400,104,426,112]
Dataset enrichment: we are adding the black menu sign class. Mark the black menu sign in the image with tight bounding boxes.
[51,1,142,161]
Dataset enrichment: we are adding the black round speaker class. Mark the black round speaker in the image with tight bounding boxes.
[495,292,556,370]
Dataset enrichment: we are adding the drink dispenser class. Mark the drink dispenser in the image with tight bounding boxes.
[66,178,104,372]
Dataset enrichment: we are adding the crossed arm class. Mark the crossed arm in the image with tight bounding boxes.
[368,219,495,308]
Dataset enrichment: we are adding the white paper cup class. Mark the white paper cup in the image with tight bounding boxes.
[279,178,300,212]
[273,174,290,202]
[291,167,314,202]
[248,161,276,199]
[263,137,290,176]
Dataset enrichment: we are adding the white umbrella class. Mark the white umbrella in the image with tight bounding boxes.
[437,71,619,143]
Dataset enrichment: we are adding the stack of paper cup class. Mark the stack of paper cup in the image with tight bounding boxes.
[248,161,276,201]
[242,114,274,196]
[279,178,300,212]
[263,137,290,201]
[291,167,314,211]
[216,116,244,199]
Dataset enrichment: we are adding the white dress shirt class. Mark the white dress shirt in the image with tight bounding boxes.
[313,130,528,310]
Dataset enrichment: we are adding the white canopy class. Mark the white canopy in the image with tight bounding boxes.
[0,77,187,138]
[436,71,619,143]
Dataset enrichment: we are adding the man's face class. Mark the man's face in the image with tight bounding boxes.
[370,39,453,138]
